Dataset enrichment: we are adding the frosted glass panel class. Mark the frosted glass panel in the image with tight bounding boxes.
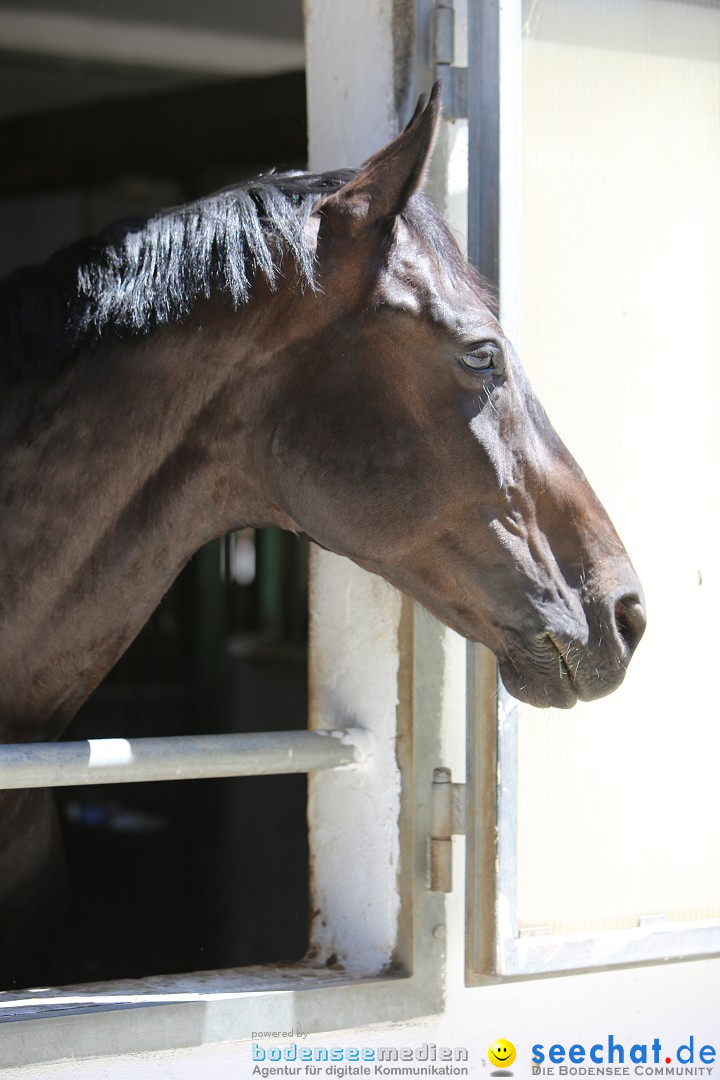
[517,0,720,934]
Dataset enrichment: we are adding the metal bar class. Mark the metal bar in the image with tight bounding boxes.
[0,730,363,790]
[467,0,522,341]
[465,0,524,983]
[467,0,500,285]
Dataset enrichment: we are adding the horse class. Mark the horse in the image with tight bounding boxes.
[0,84,645,985]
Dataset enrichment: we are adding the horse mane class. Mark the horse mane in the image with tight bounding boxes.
[0,167,478,386]
[0,169,354,385]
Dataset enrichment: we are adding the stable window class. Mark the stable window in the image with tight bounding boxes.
[0,1,449,1067]
[0,26,313,985]
[4,0,717,1071]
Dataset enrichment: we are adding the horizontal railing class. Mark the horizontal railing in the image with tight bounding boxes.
[0,730,363,790]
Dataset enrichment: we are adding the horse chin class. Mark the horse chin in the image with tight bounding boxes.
[497,655,580,710]
[497,633,633,710]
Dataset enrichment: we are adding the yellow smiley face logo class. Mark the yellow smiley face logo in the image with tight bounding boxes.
[488,1039,516,1069]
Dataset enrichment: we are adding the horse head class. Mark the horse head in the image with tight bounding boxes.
[264,84,645,708]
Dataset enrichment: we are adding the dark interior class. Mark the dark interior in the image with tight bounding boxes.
[55,532,310,983]
[1,5,311,985]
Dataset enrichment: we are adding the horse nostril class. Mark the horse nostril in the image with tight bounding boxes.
[614,594,646,653]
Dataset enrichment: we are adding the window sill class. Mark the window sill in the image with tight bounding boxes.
[0,960,444,1069]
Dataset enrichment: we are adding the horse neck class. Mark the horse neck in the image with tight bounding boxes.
[0,302,281,739]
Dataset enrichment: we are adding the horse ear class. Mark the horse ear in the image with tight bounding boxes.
[320,82,441,230]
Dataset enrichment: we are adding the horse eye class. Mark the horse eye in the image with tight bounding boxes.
[461,342,502,373]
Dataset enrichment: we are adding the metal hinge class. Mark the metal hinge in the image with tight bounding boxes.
[432,0,468,119]
[430,767,466,892]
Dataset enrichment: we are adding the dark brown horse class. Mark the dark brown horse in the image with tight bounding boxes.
[0,85,644,982]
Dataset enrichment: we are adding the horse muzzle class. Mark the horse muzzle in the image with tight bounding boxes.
[497,583,647,710]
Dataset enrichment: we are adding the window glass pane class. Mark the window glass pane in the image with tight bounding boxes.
[517,0,720,934]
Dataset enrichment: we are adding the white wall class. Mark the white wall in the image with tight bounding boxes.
[304,0,407,975]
